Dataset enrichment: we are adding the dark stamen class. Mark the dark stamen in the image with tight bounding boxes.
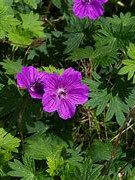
[30,81,44,96]
[57,88,67,99]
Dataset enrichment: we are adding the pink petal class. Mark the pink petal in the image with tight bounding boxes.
[16,66,38,88]
[62,67,82,81]
[60,67,82,88]
[38,72,48,82]
[44,73,59,92]
[67,83,89,105]
[73,0,106,20]
[57,99,76,120]
[96,0,108,4]
[42,93,57,112]
[87,3,104,20]
[25,66,38,83]
[73,3,88,19]
[16,72,28,88]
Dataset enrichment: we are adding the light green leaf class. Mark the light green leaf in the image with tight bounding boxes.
[119,44,135,83]
[21,12,44,38]
[0,59,22,75]
[8,27,33,46]
[127,43,135,59]
[23,0,41,9]
[0,128,20,153]
[42,65,64,74]
[0,0,20,38]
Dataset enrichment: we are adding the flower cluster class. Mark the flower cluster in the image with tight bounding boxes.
[73,0,108,20]
[16,66,89,120]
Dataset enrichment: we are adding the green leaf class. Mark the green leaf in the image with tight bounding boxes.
[65,147,83,173]
[64,32,84,54]
[23,0,41,9]
[0,0,20,38]
[21,12,44,38]
[80,159,102,180]
[27,121,49,135]
[42,65,64,74]
[8,154,54,179]
[0,128,20,153]
[95,13,135,50]
[52,0,62,9]
[0,127,20,176]
[62,158,102,180]
[94,13,135,66]
[92,46,118,66]
[88,89,110,116]
[46,150,64,177]
[8,154,35,179]
[8,27,33,46]
[106,95,128,125]
[86,78,129,125]
[68,47,93,61]
[0,167,6,177]
[126,88,135,108]
[26,133,83,177]
[127,43,135,59]
[27,49,38,60]
[52,31,63,38]
[0,59,22,75]
[7,11,45,47]
[88,140,113,162]
[119,44,135,83]
[26,135,68,160]
[69,46,117,66]
[128,167,135,180]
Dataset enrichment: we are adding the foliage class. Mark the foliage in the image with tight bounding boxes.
[85,74,130,125]
[0,0,44,47]
[119,43,135,83]
[25,132,83,177]
[8,154,50,180]
[0,128,20,177]
[22,0,41,9]
[0,0,135,180]
[0,59,22,75]
[88,140,113,162]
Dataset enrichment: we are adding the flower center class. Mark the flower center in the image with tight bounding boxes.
[57,88,66,99]
[30,81,44,96]
[81,0,92,5]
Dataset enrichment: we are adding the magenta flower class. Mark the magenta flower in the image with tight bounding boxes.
[16,66,47,99]
[42,68,89,120]
[73,0,108,20]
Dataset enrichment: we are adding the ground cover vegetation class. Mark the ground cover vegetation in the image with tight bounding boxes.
[0,0,135,179]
